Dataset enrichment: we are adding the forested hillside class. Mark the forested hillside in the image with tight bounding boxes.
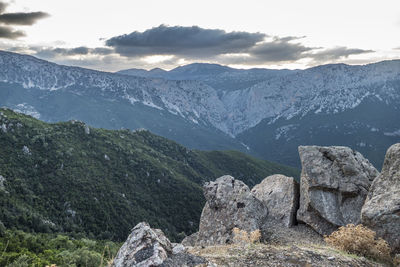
[0,108,298,242]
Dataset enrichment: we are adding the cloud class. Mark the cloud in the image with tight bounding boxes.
[0,25,24,39]
[0,12,49,25]
[0,2,7,13]
[2,21,377,71]
[32,46,114,59]
[306,46,374,62]
[0,1,49,39]
[106,24,266,58]
[247,37,313,62]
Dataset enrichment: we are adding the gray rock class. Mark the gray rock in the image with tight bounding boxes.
[191,175,268,246]
[297,146,379,235]
[22,145,31,155]
[251,174,299,227]
[0,175,5,190]
[160,253,215,267]
[112,222,172,267]
[181,232,199,247]
[84,125,90,135]
[361,143,400,252]
[172,243,186,254]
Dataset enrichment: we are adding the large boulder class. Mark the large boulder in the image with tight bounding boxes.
[297,146,379,235]
[361,143,400,252]
[184,175,268,246]
[113,222,212,266]
[251,174,299,227]
[112,222,172,267]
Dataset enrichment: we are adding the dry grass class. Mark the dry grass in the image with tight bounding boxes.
[232,228,261,245]
[324,224,392,263]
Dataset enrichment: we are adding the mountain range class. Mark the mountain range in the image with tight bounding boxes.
[1,50,400,168]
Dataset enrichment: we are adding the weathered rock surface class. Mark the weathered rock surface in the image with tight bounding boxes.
[297,146,379,235]
[0,175,6,190]
[251,174,299,227]
[361,143,400,252]
[112,222,172,267]
[181,232,199,247]
[160,252,216,267]
[184,175,268,246]
[113,222,212,266]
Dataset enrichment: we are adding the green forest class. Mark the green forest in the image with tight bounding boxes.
[0,108,298,266]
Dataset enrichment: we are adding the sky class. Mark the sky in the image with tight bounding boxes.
[0,0,399,72]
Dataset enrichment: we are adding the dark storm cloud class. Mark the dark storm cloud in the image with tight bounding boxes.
[247,37,313,62]
[306,46,374,61]
[0,11,49,25]
[105,25,318,63]
[0,25,24,39]
[0,1,49,39]
[105,24,266,57]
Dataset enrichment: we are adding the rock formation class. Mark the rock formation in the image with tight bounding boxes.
[251,174,299,227]
[361,143,400,252]
[297,146,379,235]
[113,222,212,266]
[183,175,268,246]
[112,222,172,267]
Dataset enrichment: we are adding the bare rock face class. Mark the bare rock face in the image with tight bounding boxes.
[251,174,299,227]
[113,222,213,266]
[185,175,268,246]
[160,253,215,267]
[361,143,400,252]
[112,222,172,267]
[297,146,379,235]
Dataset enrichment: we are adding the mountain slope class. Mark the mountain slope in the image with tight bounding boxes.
[118,63,294,92]
[234,62,400,167]
[1,50,400,168]
[0,50,245,152]
[120,61,400,168]
[0,108,298,242]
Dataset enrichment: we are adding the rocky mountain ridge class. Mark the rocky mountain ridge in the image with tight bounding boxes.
[1,50,400,167]
[3,50,400,137]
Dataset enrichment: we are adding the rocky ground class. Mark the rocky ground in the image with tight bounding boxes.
[188,220,388,267]
[188,243,385,267]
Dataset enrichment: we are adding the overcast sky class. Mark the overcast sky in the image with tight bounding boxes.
[0,0,399,71]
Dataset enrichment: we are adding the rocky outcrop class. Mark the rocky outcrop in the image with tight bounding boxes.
[113,222,212,267]
[184,175,268,246]
[251,174,299,227]
[112,222,172,267]
[361,143,400,252]
[297,146,379,235]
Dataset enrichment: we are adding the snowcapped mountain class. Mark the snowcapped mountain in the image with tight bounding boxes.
[1,50,400,167]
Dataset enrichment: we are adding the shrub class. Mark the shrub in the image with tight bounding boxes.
[249,229,261,244]
[324,224,392,263]
[232,228,261,245]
